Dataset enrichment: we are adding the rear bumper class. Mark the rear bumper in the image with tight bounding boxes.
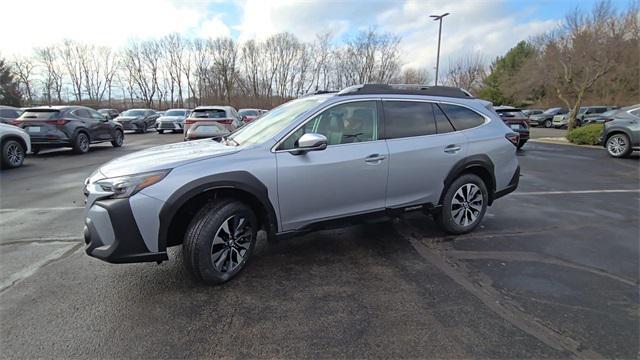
[492,165,519,203]
[84,198,167,264]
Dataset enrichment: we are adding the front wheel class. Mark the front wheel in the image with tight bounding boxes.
[139,123,148,134]
[606,133,632,158]
[1,139,26,169]
[544,119,552,128]
[435,174,488,235]
[72,133,90,154]
[183,199,257,285]
[157,130,164,134]
[111,130,124,147]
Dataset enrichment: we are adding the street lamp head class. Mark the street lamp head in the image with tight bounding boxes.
[430,12,450,20]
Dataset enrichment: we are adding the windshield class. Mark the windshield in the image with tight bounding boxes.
[122,110,145,116]
[239,109,259,117]
[543,108,561,115]
[230,97,328,146]
[191,109,227,118]
[578,107,588,114]
[165,110,186,116]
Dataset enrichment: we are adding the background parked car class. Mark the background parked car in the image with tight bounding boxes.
[529,107,568,128]
[522,109,543,117]
[553,106,616,128]
[0,105,24,125]
[114,109,159,133]
[16,106,124,154]
[184,121,230,141]
[238,108,261,124]
[602,104,640,158]
[183,106,242,140]
[156,108,191,134]
[0,123,30,169]
[493,106,530,149]
[97,108,120,120]
[583,108,619,124]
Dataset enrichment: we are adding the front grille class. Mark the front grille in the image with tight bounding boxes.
[158,122,176,130]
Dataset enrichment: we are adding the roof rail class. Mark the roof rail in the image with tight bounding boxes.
[301,90,338,97]
[337,84,474,99]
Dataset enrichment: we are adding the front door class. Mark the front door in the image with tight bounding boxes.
[275,100,389,231]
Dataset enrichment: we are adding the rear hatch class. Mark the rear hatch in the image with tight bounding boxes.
[17,109,66,136]
[494,109,529,131]
[185,108,234,126]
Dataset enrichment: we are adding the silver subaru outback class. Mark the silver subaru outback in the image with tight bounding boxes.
[83,84,520,284]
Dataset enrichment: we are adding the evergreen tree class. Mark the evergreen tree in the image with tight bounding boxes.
[0,58,22,106]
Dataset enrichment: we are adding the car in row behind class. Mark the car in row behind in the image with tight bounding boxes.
[553,106,616,128]
[113,109,159,133]
[493,106,529,149]
[528,107,568,128]
[184,106,241,141]
[0,106,23,125]
[156,108,190,134]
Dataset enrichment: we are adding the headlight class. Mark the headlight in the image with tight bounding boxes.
[95,170,170,199]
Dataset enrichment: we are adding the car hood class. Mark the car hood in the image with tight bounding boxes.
[115,116,140,121]
[97,139,240,178]
[158,116,184,121]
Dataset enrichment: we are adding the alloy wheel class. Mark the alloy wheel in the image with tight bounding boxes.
[210,215,253,273]
[607,135,627,156]
[451,183,483,227]
[6,143,24,166]
[79,134,89,152]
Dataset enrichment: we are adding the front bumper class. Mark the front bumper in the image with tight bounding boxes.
[115,121,139,130]
[84,197,167,263]
[157,121,183,131]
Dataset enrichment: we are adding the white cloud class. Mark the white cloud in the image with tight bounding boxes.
[0,0,205,55]
[198,15,232,39]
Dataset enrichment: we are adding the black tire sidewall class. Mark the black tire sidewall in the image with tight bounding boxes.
[439,174,488,234]
[185,200,258,284]
[158,130,164,134]
[73,133,89,154]
[111,130,124,147]
[2,140,25,168]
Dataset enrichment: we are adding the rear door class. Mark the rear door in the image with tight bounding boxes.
[89,109,112,140]
[383,100,467,208]
[275,100,389,231]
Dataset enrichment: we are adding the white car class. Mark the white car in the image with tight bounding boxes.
[1,122,31,169]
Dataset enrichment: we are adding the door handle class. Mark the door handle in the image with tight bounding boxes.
[365,154,386,163]
[444,144,462,154]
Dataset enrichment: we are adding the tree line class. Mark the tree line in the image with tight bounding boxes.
[1,0,637,130]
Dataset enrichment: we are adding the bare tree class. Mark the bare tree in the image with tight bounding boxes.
[35,46,64,104]
[444,53,486,94]
[398,67,432,84]
[210,38,238,104]
[12,56,36,103]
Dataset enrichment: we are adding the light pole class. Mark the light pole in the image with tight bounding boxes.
[430,12,449,86]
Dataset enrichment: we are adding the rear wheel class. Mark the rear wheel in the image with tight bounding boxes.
[157,130,164,134]
[517,139,527,149]
[606,133,632,158]
[1,139,26,169]
[183,199,257,285]
[111,129,124,147]
[435,174,488,235]
[72,132,90,154]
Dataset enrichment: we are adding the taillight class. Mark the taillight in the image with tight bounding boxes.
[185,119,196,125]
[505,132,520,147]
[10,119,22,125]
[603,118,613,123]
[46,119,71,125]
[218,119,233,125]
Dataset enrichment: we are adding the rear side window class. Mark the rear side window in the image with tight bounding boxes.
[439,104,485,130]
[0,109,19,118]
[20,110,60,120]
[383,101,436,139]
[73,109,91,118]
[432,104,455,133]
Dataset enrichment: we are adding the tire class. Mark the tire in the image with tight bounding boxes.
[435,174,488,235]
[517,140,527,149]
[544,119,552,128]
[31,146,40,155]
[606,133,632,158]
[111,129,124,147]
[183,199,258,285]
[139,122,148,134]
[157,130,164,134]
[1,139,26,169]
[72,132,90,154]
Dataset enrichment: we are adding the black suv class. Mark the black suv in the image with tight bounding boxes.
[17,106,124,154]
[113,109,159,133]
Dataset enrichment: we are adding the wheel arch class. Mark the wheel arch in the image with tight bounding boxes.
[157,171,278,251]
[439,155,496,206]
[1,134,28,152]
[604,129,632,144]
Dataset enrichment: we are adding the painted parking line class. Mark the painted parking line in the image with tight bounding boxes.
[0,206,84,213]
[512,189,640,196]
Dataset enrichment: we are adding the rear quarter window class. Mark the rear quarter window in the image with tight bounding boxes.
[439,104,486,131]
[383,101,436,139]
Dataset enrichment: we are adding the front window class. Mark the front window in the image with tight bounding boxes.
[165,110,186,116]
[543,108,561,115]
[230,97,328,146]
[122,110,145,117]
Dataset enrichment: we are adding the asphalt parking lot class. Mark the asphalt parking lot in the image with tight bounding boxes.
[0,129,638,359]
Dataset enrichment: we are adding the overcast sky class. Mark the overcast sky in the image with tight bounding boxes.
[1,0,622,71]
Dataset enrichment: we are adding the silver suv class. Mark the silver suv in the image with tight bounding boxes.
[83,84,520,284]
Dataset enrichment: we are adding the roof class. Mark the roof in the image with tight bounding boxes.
[194,106,232,110]
[337,84,473,99]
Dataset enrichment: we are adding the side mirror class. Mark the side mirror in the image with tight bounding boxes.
[291,133,327,155]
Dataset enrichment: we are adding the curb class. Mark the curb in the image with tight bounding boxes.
[529,138,603,149]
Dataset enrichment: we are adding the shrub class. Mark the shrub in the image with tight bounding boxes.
[567,124,604,145]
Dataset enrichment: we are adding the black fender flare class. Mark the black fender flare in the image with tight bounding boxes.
[157,171,278,251]
[439,154,496,205]
[72,127,90,142]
